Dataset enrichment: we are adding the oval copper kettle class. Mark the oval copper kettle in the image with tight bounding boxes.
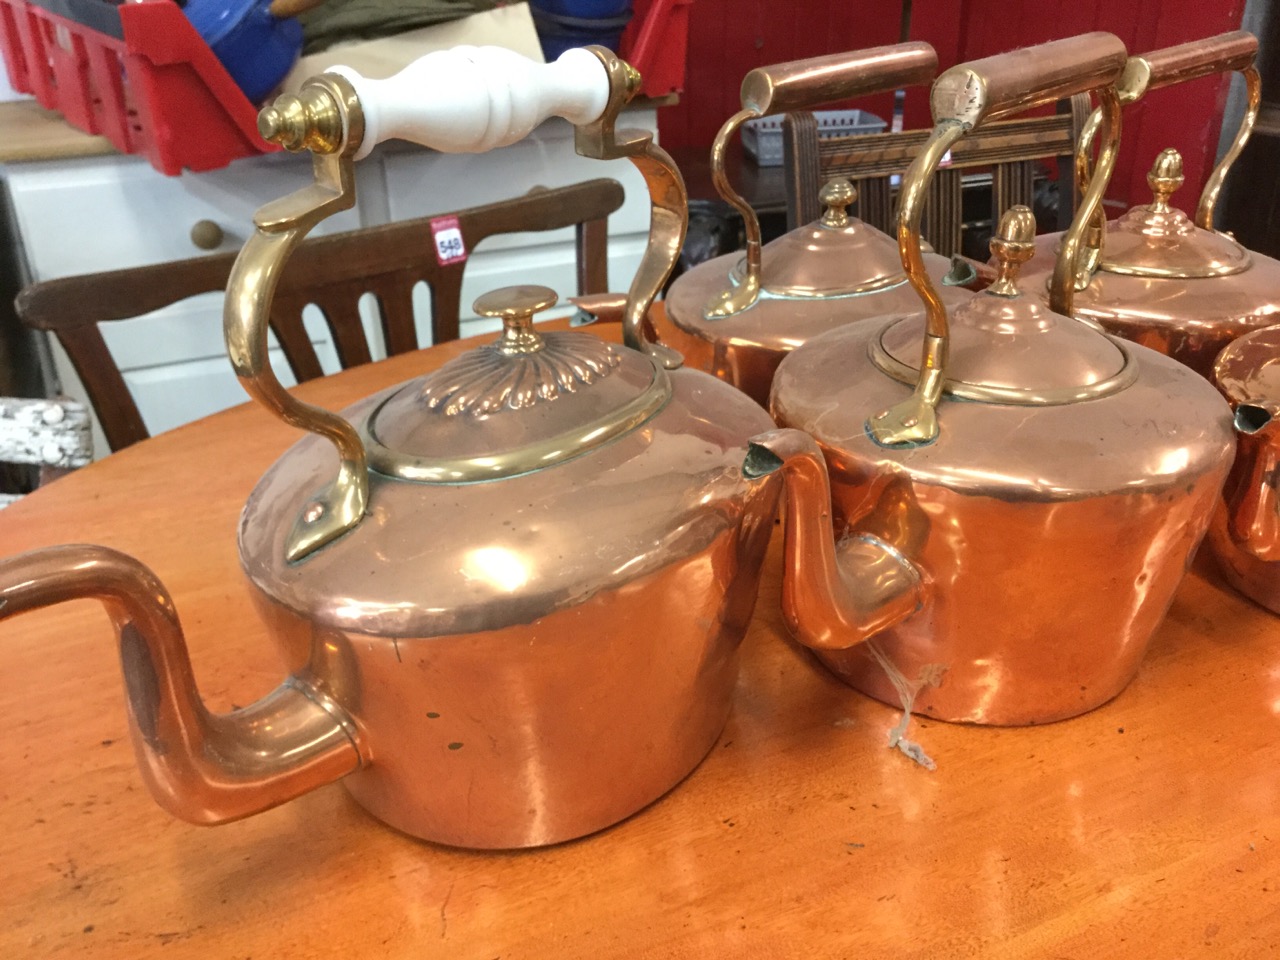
[754,33,1237,729]
[0,46,783,850]
[1018,31,1280,379]
[1208,325,1280,613]
[661,43,977,406]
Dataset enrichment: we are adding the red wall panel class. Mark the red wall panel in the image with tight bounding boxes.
[659,0,1248,210]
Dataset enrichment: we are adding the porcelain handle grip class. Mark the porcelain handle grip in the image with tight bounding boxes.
[328,46,610,161]
[1126,31,1257,98]
[931,31,1128,125]
[739,42,937,115]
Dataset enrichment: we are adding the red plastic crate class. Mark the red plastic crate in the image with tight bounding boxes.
[620,0,693,98]
[0,0,275,175]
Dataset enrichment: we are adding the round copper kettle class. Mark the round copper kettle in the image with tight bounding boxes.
[0,47,781,849]
[1208,325,1280,613]
[1018,31,1280,379]
[662,43,976,406]
[753,34,1238,727]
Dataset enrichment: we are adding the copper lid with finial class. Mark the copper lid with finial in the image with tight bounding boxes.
[873,206,1134,402]
[1097,149,1252,279]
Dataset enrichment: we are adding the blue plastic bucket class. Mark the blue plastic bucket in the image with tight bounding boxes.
[529,0,633,61]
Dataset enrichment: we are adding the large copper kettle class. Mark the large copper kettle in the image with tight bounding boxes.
[1208,326,1280,613]
[0,47,782,849]
[751,34,1239,727]
[1018,31,1280,378]
[662,44,976,406]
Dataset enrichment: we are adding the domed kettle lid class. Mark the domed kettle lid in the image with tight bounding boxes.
[721,178,910,302]
[363,286,670,483]
[873,206,1135,403]
[1097,149,1251,280]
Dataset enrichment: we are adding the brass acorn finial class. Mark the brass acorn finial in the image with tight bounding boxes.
[1147,148,1184,214]
[987,205,1038,297]
[819,178,858,228]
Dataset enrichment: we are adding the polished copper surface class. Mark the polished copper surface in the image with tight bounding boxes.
[738,44,937,116]
[1018,31,1275,381]
[667,247,970,407]
[0,545,362,824]
[1022,231,1280,380]
[0,49,790,849]
[240,370,777,640]
[1209,325,1280,613]
[1096,151,1251,280]
[870,34,1127,445]
[871,208,1136,405]
[768,209,1236,726]
[11,332,1280,956]
[668,43,965,405]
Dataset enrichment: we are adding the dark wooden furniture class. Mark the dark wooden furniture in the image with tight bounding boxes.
[13,178,625,452]
[782,96,1092,254]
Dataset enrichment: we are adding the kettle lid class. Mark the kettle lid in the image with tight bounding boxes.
[727,178,908,302]
[873,206,1136,404]
[362,286,670,483]
[1098,148,1251,280]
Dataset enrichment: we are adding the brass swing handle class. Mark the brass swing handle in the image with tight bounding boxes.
[869,32,1128,447]
[706,43,938,318]
[1074,30,1259,239]
[225,46,687,563]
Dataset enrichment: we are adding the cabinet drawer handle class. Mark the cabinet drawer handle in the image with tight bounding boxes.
[190,220,224,250]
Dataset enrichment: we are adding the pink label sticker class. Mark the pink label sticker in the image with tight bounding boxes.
[431,215,467,266]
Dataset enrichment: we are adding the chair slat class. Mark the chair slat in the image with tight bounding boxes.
[15,178,627,452]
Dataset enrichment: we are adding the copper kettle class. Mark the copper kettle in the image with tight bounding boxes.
[1208,326,1280,613]
[0,47,783,849]
[1018,31,1280,379]
[751,34,1238,727]
[661,44,977,406]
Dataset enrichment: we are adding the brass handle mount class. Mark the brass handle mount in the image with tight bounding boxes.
[868,32,1128,447]
[706,42,939,319]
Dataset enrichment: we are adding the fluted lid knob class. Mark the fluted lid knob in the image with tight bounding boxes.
[986,205,1038,297]
[474,285,559,355]
[819,178,858,228]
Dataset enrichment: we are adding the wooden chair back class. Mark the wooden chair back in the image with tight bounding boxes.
[15,178,625,453]
[782,95,1092,255]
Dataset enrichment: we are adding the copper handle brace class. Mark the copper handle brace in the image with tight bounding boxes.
[869,32,1128,446]
[707,42,938,318]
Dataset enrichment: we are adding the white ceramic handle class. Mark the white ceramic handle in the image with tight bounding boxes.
[328,46,612,161]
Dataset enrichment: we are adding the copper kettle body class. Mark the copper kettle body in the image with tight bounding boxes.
[661,43,977,407]
[0,47,783,849]
[758,35,1238,726]
[1017,31,1280,380]
[1207,325,1280,614]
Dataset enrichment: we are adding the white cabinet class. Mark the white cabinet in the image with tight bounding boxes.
[2,108,654,454]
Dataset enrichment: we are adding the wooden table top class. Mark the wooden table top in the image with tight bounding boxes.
[2,317,1278,959]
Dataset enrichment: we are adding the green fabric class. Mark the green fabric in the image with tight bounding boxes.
[299,0,498,54]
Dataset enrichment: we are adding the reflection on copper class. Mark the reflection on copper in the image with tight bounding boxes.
[1209,326,1280,613]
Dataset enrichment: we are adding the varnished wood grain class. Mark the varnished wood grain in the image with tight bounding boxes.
[1,312,1278,959]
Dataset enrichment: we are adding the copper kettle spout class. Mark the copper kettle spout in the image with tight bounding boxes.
[745,429,926,650]
[0,545,361,825]
[1225,401,1280,560]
